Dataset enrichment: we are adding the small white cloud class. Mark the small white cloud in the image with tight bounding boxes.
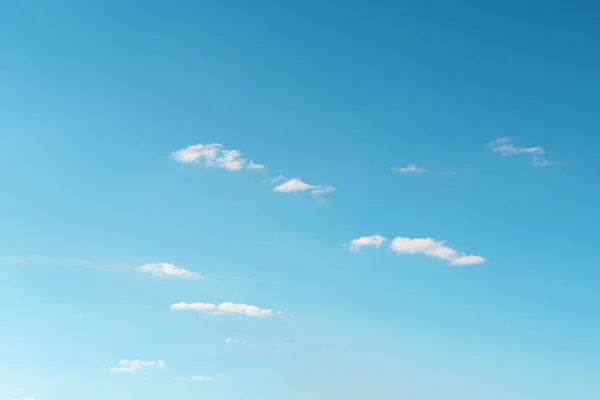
[225,338,246,344]
[344,235,388,252]
[175,376,216,382]
[139,263,202,279]
[169,143,265,171]
[392,164,425,173]
[273,178,335,197]
[171,302,282,317]
[486,137,545,156]
[389,237,485,266]
[107,359,166,373]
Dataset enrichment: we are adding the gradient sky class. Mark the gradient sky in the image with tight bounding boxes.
[1,1,600,399]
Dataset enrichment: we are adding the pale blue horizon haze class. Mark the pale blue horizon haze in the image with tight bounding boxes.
[1,1,599,399]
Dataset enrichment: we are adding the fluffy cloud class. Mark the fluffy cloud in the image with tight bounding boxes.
[345,235,486,266]
[108,359,166,373]
[273,178,335,196]
[170,302,282,317]
[174,376,216,382]
[169,143,265,171]
[345,235,388,252]
[140,263,202,279]
[392,164,425,173]
[486,137,545,156]
[389,237,485,266]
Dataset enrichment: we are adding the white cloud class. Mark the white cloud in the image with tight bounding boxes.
[273,178,335,196]
[174,376,216,382]
[390,237,485,266]
[225,338,246,344]
[140,263,202,279]
[486,137,545,156]
[169,143,265,171]
[171,302,282,317]
[392,164,425,173]
[107,359,166,373]
[344,235,388,252]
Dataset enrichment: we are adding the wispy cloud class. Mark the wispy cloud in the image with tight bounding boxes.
[171,302,283,317]
[140,263,202,279]
[486,137,545,156]
[261,174,285,185]
[392,164,425,173]
[439,170,458,177]
[174,376,216,382]
[532,156,561,167]
[389,237,485,266]
[169,143,265,171]
[0,255,134,272]
[1,255,254,283]
[225,338,246,344]
[107,360,166,373]
[344,235,388,252]
[487,138,564,167]
[0,398,37,400]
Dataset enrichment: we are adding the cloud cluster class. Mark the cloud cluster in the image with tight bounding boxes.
[345,235,486,266]
[140,263,202,279]
[170,302,282,317]
[345,235,388,252]
[392,164,425,173]
[108,359,166,373]
[169,143,265,171]
[487,137,559,167]
[170,143,334,200]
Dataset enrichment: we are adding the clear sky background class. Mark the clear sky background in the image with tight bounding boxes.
[1,1,599,399]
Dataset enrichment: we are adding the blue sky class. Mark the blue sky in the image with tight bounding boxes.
[1,0,599,399]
